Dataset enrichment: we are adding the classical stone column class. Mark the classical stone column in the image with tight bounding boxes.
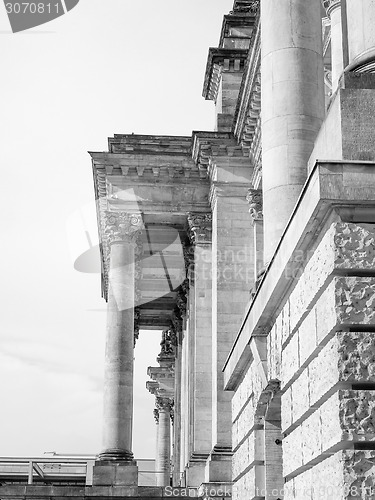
[246,189,264,285]
[99,212,142,463]
[346,0,375,66]
[156,397,173,486]
[261,0,325,263]
[322,0,344,91]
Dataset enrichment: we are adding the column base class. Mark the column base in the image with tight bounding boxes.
[185,453,209,487]
[92,461,138,487]
[98,448,135,461]
[198,482,232,500]
[204,446,232,483]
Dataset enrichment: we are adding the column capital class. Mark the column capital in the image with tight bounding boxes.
[159,328,178,356]
[188,213,212,245]
[134,307,140,347]
[246,188,263,223]
[153,408,159,424]
[321,0,341,16]
[156,396,174,414]
[104,211,143,245]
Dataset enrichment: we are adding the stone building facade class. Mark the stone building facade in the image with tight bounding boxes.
[2,0,375,499]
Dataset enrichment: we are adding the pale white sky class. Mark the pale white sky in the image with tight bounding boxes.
[0,0,233,458]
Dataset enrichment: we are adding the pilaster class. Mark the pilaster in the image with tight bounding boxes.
[181,213,213,487]
[206,158,254,483]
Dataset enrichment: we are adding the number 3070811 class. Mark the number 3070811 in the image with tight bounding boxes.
[5,3,61,14]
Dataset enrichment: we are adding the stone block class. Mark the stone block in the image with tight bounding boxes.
[291,368,310,423]
[281,332,299,386]
[92,463,138,487]
[308,336,340,406]
[286,223,375,339]
[283,426,303,477]
[337,331,375,381]
[342,449,375,497]
[267,323,282,380]
[281,388,293,433]
[340,389,375,436]
[298,308,317,367]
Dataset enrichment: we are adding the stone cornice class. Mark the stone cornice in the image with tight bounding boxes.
[219,13,256,50]
[91,152,201,181]
[233,11,261,156]
[191,131,245,177]
[202,48,248,102]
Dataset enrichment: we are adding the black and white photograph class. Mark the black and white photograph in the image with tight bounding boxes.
[1,1,375,499]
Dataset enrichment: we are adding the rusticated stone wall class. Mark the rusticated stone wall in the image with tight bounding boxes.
[231,361,266,500]
[276,222,375,499]
[233,222,375,500]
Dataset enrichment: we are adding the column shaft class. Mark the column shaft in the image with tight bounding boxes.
[100,241,135,461]
[346,0,375,65]
[330,3,344,90]
[193,243,212,453]
[261,0,325,263]
[157,409,171,486]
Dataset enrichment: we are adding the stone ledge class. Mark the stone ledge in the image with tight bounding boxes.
[0,485,168,498]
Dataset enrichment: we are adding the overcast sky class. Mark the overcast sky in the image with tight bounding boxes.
[0,0,233,459]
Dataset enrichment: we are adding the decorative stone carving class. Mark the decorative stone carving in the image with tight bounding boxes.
[170,406,174,425]
[153,408,159,424]
[182,240,195,283]
[160,329,177,356]
[246,188,263,222]
[156,397,174,414]
[176,279,189,319]
[321,0,341,16]
[171,311,183,341]
[231,0,259,14]
[187,213,212,246]
[104,212,143,245]
[134,307,140,346]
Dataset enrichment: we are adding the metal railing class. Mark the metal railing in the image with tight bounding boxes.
[0,456,159,486]
[0,456,95,485]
